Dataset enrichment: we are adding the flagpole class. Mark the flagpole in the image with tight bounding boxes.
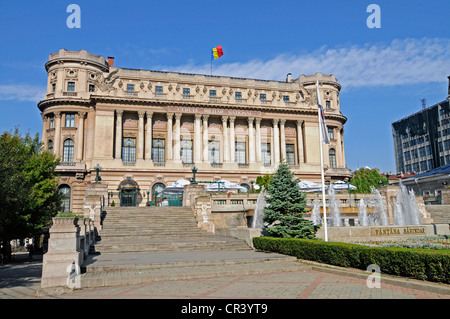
[316,81,328,242]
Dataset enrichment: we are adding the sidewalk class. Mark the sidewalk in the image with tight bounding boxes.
[1,251,449,299]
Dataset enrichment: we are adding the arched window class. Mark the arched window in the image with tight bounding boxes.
[48,140,53,153]
[63,139,74,162]
[329,148,336,168]
[59,185,71,212]
[240,183,250,193]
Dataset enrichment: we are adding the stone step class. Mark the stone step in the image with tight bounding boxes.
[80,259,304,289]
[93,241,251,254]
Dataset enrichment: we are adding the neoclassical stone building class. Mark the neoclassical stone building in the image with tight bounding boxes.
[38,49,351,213]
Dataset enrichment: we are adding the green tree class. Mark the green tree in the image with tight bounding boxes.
[263,162,317,239]
[255,174,272,193]
[350,168,387,194]
[0,129,61,259]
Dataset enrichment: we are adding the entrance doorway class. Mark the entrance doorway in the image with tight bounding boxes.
[118,177,140,207]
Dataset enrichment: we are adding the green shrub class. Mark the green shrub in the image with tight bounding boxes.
[253,237,450,283]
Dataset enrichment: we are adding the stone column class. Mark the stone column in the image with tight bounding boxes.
[194,114,202,163]
[280,119,286,163]
[341,128,346,168]
[202,115,209,162]
[76,111,86,161]
[248,117,255,163]
[255,118,261,163]
[54,111,62,158]
[115,110,123,160]
[296,120,304,164]
[137,111,145,160]
[336,127,343,167]
[146,112,153,161]
[166,113,173,160]
[174,113,182,161]
[229,116,236,163]
[222,116,229,162]
[273,119,280,164]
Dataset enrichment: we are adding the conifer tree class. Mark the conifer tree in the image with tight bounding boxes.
[263,162,318,239]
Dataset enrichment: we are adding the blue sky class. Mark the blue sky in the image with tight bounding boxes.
[1,0,449,173]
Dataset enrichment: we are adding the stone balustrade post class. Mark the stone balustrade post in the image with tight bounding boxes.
[41,217,84,289]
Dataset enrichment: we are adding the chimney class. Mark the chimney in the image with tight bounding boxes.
[286,73,293,83]
[107,57,114,68]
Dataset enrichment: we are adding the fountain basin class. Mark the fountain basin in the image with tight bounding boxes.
[316,224,450,242]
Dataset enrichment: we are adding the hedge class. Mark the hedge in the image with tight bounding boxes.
[253,237,450,283]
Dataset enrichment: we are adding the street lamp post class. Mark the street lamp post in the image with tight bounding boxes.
[94,163,102,182]
[191,166,198,184]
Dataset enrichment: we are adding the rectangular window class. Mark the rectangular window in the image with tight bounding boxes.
[126,84,135,92]
[418,146,426,157]
[67,82,75,92]
[286,144,295,166]
[122,137,136,163]
[152,139,165,163]
[413,163,419,172]
[49,115,54,129]
[181,140,193,164]
[261,143,271,165]
[235,141,246,164]
[404,151,411,161]
[65,113,75,127]
[52,83,56,93]
[209,90,216,97]
[155,86,163,96]
[235,91,242,102]
[328,127,334,140]
[89,84,95,92]
[420,160,428,171]
[283,95,289,102]
[183,88,190,95]
[326,100,331,108]
[260,93,267,104]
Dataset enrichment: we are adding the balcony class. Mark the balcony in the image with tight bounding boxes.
[62,92,78,97]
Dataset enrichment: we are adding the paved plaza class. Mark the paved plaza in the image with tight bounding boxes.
[0,252,449,300]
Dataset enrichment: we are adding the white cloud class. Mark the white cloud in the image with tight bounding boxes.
[0,84,46,102]
[160,38,450,90]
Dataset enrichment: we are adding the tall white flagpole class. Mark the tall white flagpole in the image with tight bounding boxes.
[316,80,328,242]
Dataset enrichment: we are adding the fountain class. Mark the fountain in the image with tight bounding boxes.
[328,186,343,226]
[314,181,450,242]
[393,181,422,226]
[251,186,267,228]
[358,198,369,226]
[371,186,389,226]
[311,199,322,225]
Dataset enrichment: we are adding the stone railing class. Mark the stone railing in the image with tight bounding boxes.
[41,217,96,290]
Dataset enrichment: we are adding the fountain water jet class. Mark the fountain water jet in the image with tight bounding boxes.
[328,186,343,226]
[311,199,322,225]
[358,199,369,226]
[251,186,267,228]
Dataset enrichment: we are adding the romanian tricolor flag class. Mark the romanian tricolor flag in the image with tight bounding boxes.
[211,45,223,60]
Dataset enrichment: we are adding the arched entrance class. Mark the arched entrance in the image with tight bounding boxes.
[118,177,140,207]
[152,182,165,205]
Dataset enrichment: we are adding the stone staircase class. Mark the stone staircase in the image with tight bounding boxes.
[79,206,301,289]
[93,206,252,253]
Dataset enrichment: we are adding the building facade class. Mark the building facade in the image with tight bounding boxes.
[38,49,351,213]
[392,77,450,175]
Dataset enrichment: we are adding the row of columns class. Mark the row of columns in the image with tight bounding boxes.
[113,110,309,165]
